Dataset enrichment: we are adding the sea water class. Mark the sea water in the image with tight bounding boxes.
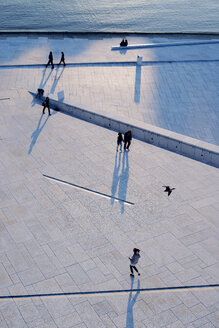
[0,0,218,32]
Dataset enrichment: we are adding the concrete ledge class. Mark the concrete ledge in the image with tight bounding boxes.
[29,91,219,168]
[112,40,219,50]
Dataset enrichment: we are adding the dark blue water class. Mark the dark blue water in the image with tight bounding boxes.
[0,0,219,32]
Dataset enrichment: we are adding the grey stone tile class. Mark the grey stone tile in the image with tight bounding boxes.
[0,263,13,288]
[18,303,41,323]
[0,301,28,328]
[42,297,74,320]
[55,273,77,292]
[92,300,115,316]
[190,303,210,319]
[207,310,219,327]
[67,263,91,286]
[143,309,178,327]
[6,222,33,243]
[54,312,82,328]
[75,301,105,327]
[171,304,197,324]
[6,246,34,273]
[18,267,44,286]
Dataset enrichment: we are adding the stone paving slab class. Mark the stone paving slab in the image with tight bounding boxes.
[0,88,218,327]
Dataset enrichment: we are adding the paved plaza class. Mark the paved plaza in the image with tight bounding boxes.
[0,35,219,145]
[0,35,219,327]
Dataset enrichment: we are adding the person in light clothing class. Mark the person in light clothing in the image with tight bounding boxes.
[129,248,140,277]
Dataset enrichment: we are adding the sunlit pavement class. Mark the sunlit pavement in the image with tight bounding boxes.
[0,35,218,328]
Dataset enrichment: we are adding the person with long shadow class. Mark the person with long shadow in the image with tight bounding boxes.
[28,111,56,154]
[111,151,122,205]
[126,278,140,328]
[50,65,65,94]
[32,68,53,108]
[118,150,129,213]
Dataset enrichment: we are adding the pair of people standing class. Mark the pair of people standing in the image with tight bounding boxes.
[46,51,66,69]
[117,130,132,152]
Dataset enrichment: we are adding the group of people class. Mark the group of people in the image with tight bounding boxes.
[120,38,128,47]
[46,51,66,69]
[117,130,132,152]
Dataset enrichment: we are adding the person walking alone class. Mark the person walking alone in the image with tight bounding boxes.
[124,130,132,151]
[117,132,123,152]
[42,97,51,116]
[58,52,66,66]
[129,248,140,277]
[46,51,54,69]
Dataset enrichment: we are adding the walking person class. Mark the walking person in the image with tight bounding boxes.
[129,248,141,277]
[124,130,132,151]
[58,52,66,66]
[46,51,54,69]
[117,132,123,152]
[42,97,51,116]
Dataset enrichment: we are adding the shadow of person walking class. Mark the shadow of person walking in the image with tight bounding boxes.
[111,151,122,205]
[118,151,129,213]
[126,278,140,328]
[50,65,65,94]
[28,111,55,154]
[32,68,53,108]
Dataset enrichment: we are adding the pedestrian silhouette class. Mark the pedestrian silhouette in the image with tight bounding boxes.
[129,248,140,277]
[124,130,132,151]
[46,51,54,69]
[117,132,123,152]
[162,185,175,196]
[42,97,51,116]
[58,52,66,66]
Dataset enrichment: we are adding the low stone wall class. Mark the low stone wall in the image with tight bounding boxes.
[30,91,219,168]
[111,40,219,51]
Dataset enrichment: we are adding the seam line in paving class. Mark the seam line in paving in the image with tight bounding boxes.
[43,174,135,205]
[0,59,219,69]
[1,284,218,300]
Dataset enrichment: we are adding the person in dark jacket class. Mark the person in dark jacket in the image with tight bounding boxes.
[46,51,54,69]
[117,132,123,152]
[42,97,51,116]
[58,52,66,66]
[129,248,140,277]
[124,130,132,151]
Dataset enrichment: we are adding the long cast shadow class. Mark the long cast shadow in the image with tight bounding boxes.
[134,65,142,103]
[31,68,53,107]
[50,65,65,94]
[111,151,122,205]
[28,114,48,154]
[126,278,140,328]
[118,151,129,213]
[28,111,56,154]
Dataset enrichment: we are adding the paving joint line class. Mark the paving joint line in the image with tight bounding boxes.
[43,174,135,205]
[0,284,218,300]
